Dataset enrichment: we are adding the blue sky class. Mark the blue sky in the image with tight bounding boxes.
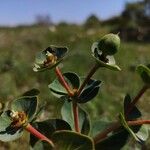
[0,0,141,26]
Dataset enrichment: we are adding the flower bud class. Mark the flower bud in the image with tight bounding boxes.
[98,33,120,56]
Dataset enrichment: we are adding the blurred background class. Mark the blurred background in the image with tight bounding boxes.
[0,0,150,149]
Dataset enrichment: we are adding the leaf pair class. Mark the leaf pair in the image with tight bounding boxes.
[49,72,101,103]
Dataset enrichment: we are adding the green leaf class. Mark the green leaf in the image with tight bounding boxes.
[91,42,121,71]
[22,89,40,97]
[136,64,150,85]
[61,101,90,135]
[123,94,141,120]
[11,96,38,121]
[81,110,91,135]
[0,111,23,142]
[49,72,80,98]
[52,130,95,150]
[33,46,68,72]
[95,129,129,150]
[30,119,71,148]
[90,120,112,137]
[30,140,53,150]
[77,79,101,103]
[31,103,46,123]
[136,125,149,142]
[119,113,140,142]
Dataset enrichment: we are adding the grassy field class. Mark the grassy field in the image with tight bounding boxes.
[0,25,150,149]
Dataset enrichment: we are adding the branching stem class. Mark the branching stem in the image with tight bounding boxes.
[55,67,80,133]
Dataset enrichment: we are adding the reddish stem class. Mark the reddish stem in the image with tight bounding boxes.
[93,122,119,144]
[25,123,54,147]
[128,120,150,126]
[55,67,74,97]
[77,63,100,96]
[126,85,149,118]
[72,102,80,132]
[94,119,150,144]
[55,67,80,132]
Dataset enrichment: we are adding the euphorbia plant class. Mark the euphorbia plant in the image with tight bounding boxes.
[0,33,150,150]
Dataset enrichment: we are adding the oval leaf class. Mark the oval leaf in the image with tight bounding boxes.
[49,72,80,98]
[52,130,95,150]
[30,140,53,150]
[0,111,23,142]
[77,80,101,103]
[119,113,141,142]
[30,119,71,148]
[123,94,142,120]
[95,129,129,150]
[136,125,149,142]
[11,96,38,121]
[136,64,150,85]
[22,89,40,97]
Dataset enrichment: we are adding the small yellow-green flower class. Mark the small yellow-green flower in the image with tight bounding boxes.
[0,96,37,142]
[33,45,68,72]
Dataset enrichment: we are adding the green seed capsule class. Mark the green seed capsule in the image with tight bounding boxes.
[98,33,120,56]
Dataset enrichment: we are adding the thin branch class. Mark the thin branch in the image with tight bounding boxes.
[94,119,150,144]
[77,63,100,96]
[93,122,119,144]
[72,102,80,132]
[126,85,149,117]
[128,120,150,126]
[55,67,74,97]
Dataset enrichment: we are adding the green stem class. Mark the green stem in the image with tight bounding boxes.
[94,119,150,144]
[77,63,100,96]
[25,123,54,147]
[126,85,149,118]
[72,102,80,132]
[55,67,74,97]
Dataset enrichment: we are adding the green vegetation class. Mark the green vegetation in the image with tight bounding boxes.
[0,24,150,149]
